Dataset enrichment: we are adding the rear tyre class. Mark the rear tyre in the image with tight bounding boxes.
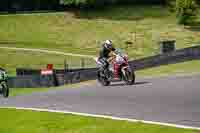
[101,79,110,86]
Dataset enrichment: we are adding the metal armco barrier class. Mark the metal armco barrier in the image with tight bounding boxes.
[8,75,55,88]
[129,45,200,70]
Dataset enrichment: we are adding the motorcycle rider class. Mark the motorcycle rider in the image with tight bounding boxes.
[0,68,9,97]
[98,40,119,79]
[0,68,6,81]
[0,68,8,83]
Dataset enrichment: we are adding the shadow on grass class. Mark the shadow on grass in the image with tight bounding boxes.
[0,10,63,15]
[70,5,169,21]
[184,21,200,32]
[0,5,169,21]
[0,40,70,46]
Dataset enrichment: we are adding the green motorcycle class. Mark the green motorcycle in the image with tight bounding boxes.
[0,70,9,98]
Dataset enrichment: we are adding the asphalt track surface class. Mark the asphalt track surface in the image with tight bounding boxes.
[0,74,200,128]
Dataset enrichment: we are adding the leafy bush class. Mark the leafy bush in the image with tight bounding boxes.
[166,0,176,12]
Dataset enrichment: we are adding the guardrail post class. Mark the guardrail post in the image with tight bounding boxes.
[81,58,85,69]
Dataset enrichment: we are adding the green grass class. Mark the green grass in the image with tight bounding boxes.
[9,81,95,97]
[0,5,200,74]
[0,5,200,58]
[136,60,200,77]
[0,49,96,75]
[0,108,199,133]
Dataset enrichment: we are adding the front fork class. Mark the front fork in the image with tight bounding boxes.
[120,65,132,78]
[0,80,6,92]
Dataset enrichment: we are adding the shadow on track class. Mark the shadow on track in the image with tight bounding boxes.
[110,81,150,87]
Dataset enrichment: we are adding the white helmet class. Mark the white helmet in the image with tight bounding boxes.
[103,40,113,50]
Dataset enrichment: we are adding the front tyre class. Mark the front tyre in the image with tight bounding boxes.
[122,68,135,85]
[97,70,110,86]
[1,81,9,98]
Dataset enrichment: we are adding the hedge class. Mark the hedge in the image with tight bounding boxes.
[60,0,165,8]
[0,0,60,12]
[0,0,180,12]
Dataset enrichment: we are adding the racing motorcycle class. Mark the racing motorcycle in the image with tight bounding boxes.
[96,49,135,86]
[0,70,9,98]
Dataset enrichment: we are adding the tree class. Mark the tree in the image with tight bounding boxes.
[176,0,198,25]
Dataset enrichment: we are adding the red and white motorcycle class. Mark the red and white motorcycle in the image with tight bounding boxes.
[96,49,135,86]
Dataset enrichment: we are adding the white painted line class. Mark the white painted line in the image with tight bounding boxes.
[0,46,96,60]
[0,106,200,130]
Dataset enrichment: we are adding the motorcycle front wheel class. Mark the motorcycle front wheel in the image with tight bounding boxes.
[97,70,111,86]
[1,81,9,98]
[122,69,135,85]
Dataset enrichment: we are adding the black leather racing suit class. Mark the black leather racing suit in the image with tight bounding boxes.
[99,47,115,70]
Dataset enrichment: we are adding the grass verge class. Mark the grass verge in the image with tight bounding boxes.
[0,49,96,75]
[136,60,200,77]
[0,108,199,133]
